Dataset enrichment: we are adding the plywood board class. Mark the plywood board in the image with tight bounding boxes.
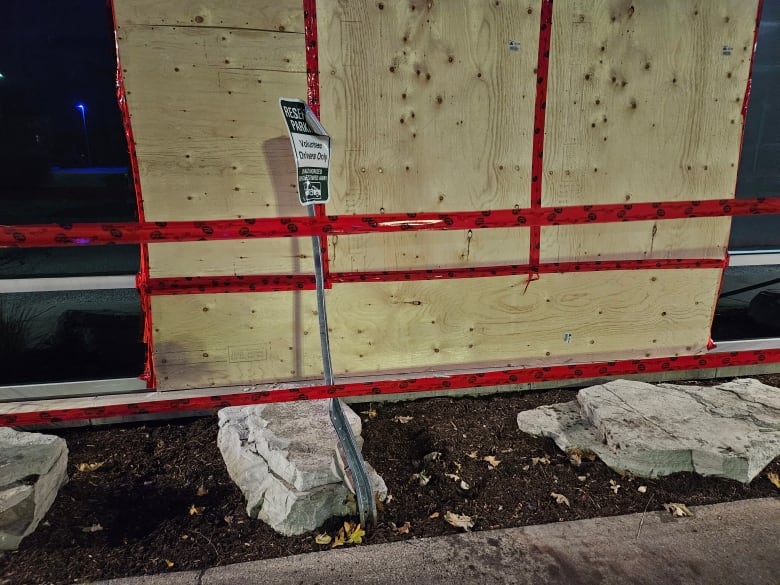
[319,0,539,215]
[543,0,756,206]
[326,270,723,375]
[329,229,530,272]
[113,0,304,32]
[116,23,306,222]
[152,292,322,389]
[148,238,314,278]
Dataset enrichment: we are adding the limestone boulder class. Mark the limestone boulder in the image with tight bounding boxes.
[218,400,386,536]
[517,378,780,483]
[0,428,68,550]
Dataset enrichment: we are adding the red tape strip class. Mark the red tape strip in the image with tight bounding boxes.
[2,197,779,248]
[2,348,778,427]
[529,0,554,271]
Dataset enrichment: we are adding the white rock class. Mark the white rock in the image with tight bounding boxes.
[0,428,68,550]
[218,400,386,536]
[517,378,780,483]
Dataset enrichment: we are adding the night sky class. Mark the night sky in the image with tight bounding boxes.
[0,0,129,169]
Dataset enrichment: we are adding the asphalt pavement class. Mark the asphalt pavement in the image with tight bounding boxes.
[94,497,780,585]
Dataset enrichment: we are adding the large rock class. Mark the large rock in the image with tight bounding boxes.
[517,378,780,483]
[0,428,68,550]
[218,401,387,536]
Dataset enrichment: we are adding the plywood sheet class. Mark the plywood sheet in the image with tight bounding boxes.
[319,0,539,215]
[116,23,306,222]
[329,229,530,272]
[148,238,314,278]
[152,292,322,389]
[326,270,722,375]
[543,0,756,206]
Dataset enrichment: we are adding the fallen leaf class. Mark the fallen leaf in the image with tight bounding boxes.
[81,523,103,533]
[429,512,440,519]
[531,456,551,466]
[76,461,105,473]
[413,470,430,486]
[315,533,332,545]
[459,480,471,491]
[395,521,411,534]
[467,450,479,459]
[385,494,394,504]
[444,511,474,531]
[360,406,378,419]
[196,484,209,497]
[345,522,365,544]
[164,560,175,569]
[331,528,346,548]
[483,455,501,468]
[223,515,234,525]
[392,415,414,424]
[609,480,621,494]
[423,451,441,463]
[637,486,648,494]
[551,492,570,507]
[577,475,587,482]
[444,473,461,481]
[375,492,385,512]
[188,504,205,516]
[767,472,780,489]
[568,449,583,467]
[663,503,693,517]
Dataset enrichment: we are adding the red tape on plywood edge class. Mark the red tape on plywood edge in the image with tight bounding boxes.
[2,348,779,427]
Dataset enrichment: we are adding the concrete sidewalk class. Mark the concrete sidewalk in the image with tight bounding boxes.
[97,498,779,585]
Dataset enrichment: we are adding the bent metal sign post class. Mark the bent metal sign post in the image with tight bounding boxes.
[279,98,331,205]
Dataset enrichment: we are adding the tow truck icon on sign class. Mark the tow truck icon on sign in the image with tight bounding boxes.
[303,181,322,203]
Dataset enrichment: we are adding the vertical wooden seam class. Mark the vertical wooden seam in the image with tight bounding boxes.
[529,0,554,274]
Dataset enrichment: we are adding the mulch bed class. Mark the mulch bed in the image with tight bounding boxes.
[1,377,779,585]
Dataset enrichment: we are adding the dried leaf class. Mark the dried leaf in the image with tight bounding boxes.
[331,528,346,548]
[609,479,621,494]
[164,560,175,569]
[395,521,411,534]
[568,449,582,467]
[767,472,780,489]
[444,511,474,531]
[429,512,440,519]
[346,523,366,544]
[81,523,103,533]
[423,452,441,463]
[385,494,394,504]
[467,450,479,459]
[76,461,105,473]
[360,407,378,419]
[577,475,587,482]
[413,470,430,486]
[392,415,414,424]
[664,503,693,517]
[315,533,332,545]
[375,492,385,512]
[637,485,648,494]
[196,484,209,497]
[483,455,501,468]
[531,456,550,466]
[188,504,205,516]
[459,480,471,491]
[444,473,460,481]
[551,492,570,507]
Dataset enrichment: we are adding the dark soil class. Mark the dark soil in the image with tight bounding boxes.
[1,378,779,585]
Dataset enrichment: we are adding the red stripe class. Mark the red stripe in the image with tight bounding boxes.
[146,274,317,294]
[3,348,778,427]
[144,258,725,295]
[529,0,554,271]
[2,198,779,248]
[110,0,155,389]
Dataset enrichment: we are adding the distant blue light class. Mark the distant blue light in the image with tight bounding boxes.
[76,103,86,111]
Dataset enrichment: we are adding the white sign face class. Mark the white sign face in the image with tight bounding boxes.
[279,98,331,205]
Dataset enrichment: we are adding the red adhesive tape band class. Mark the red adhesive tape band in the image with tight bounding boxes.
[529,0,554,271]
[2,348,778,427]
[3,197,779,248]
